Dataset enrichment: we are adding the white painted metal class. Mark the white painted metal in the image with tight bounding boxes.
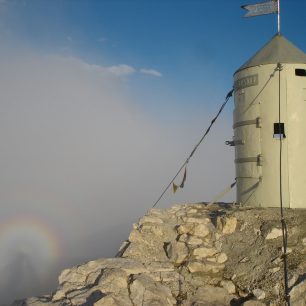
[286,64,306,208]
[233,35,306,208]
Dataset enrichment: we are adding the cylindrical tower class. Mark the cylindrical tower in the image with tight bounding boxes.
[232,34,306,208]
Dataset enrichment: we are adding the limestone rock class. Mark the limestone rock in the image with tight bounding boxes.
[98,269,128,294]
[182,217,211,224]
[193,223,213,237]
[122,241,168,262]
[11,297,56,306]
[145,261,175,272]
[221,280,236,294]
[139,215,164,225]
[66,288,105,305]
[253,288,266,300]
[177,223,194,235]
[269,267,280,274]
[168,241,189,264]
[187,236,203,246]
[11,204,306,306]
[243,301,267,306]
[129,274,176,306]
[289,273,299,288]
[94,296,120,306]
[265,228,283,240]
[52,258,147,302]
[290,279,306,305]
[187,260,224,274]
[222,217,237,234]
[193,247,218,258]
[186,285,236,306]
[216,252,228,264]
[94,290,133,306]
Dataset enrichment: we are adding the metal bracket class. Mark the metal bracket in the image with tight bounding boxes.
[256,117,262,128]
[235,154,263,166]
[233,117,262,129]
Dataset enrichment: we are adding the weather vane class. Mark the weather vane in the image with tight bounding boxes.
[241,0,280,34]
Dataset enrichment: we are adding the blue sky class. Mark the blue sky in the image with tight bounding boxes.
[0,0,306,303]
[2,0,306,118]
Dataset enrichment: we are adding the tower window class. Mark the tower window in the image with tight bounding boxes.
[274,123,285,139]
[295,69,306,77]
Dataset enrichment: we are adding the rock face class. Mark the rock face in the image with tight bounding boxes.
[11,203,306,306]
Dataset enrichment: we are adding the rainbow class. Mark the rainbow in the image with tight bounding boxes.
[0,214,63,269]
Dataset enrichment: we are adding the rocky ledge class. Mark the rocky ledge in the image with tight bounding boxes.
[12,203,306,306]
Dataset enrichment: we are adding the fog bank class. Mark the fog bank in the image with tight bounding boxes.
[0,50,234,304]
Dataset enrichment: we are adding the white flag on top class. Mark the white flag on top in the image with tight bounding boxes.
[241,0,278,17]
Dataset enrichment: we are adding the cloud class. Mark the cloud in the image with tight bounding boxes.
[140,68,162,77]
[107,64,136,76]
[53,57,136,77]
[0,48,234,304]
[33,56,158,79]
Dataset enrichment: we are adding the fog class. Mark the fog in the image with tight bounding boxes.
[0,49,234,304]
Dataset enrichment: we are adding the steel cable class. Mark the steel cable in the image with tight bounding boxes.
[152,89,234,208]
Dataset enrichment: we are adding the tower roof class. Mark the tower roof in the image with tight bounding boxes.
[236,34,306,73]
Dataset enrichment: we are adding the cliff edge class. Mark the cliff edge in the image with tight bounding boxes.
[12,203,306,306]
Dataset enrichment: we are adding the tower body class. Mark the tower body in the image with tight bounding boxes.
[233,35,306,208]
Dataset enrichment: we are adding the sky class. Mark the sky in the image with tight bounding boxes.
[0,0,306,304]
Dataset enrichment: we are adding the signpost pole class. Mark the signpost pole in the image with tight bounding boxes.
[278,0,280,34]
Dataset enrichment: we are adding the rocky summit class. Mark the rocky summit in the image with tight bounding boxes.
[12,203,306,306]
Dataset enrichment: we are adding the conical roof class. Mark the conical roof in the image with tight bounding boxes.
[236,34,306,73]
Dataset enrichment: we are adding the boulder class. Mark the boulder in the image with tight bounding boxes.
[222,217,237,234]
[186,285,236,306]
[290,279,306,306]
[129,274,176,306]
[265,228,283,240]
[187,260,225,274]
